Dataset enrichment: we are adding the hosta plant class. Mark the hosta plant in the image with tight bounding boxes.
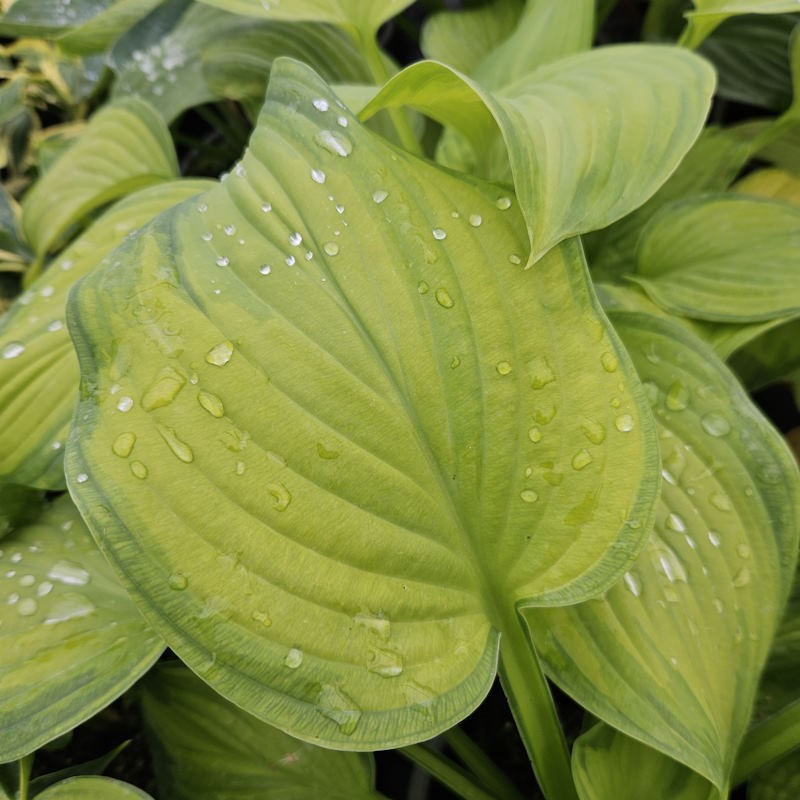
[1,1,800,799]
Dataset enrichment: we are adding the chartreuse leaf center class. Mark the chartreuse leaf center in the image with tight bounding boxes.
[65,59,658,750]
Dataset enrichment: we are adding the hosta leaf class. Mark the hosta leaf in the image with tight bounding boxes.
[749,753,800,800]
[0,0,115,37]
[729,317,800,389]
[193,0,414,36]
[65,60,658,749]
[0,180,212,489]
[0,484,43,540]
[734,167,800,205]
[142,662,378,800]
[0,494,163,762]
[420,0,523,76]
[36,777,153,800]
[572,724,716,800]
[631,195,800,322]
[683,1,800,48]
[21,98,178,259]
[527,314,800,790]
[362,46,715,262]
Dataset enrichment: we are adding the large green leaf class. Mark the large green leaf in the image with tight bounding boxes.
[0,0,115,38]
[682,1,800,48]
[21,98,178,260]
[749,754,800,800]
[630,195,800,322]
[362,46,715,262]
[0,494,164,762]
[142,662,378,799]
[527,314,800,790]
[57,0,163,55]
[0,180,212,489]
[572,724,716,800]
[36,777,153,800]
[65,59,658,749]
[0,484,43,540]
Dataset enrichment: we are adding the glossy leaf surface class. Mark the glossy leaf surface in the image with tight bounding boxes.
[572,724,715,800]
[37,777,153,800]
[528,314,800,789]
[21,98,178,259]
[0,180,212,489]
[362,46,715,262]
[142,662,378,799]
[631,195,800,322]
[66,60,657,749]
[683,1,800,48]
[0,494,163,762]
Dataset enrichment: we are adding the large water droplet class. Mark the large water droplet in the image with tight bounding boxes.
[665,513,686,533]
[198,391,225,418]
[157,425,194,463]
[581,419,606,445]
[432,228,447,241]
[130,460,148,479]
[665,380,690,411]
[283,647,303,669]
[17,597,37,616]
[169,572,188,590]
[520,489,538,503]
[117,396,134,413]
[315,129,353,157]
[495,196,512,210]
[206,341,234,366]
[654,546,687,583]
[112,432,136,458]
[44,593,96,624]
[528,426,542,444]
[267,482,292,511]
[623,571,641,597]
[354,611,390,641]
[311,168,326,184]
[709,491,732,512]
[142,366,186,411]
[48,560,90,586]
[528,355,555,389]
[368,648,404,677]
[323,242,339,256]
[600,352,618,373]
[372,189,388,204]
[317,685,361,735]
[701,411,731,437]
[469,214,482,227]
[312,98,329,112]
[1,342,25,359]
[496,361,512,376]
[615,414,635,432]
[435,288,454,309]
[215,255,230,267]
[571,449,593,471]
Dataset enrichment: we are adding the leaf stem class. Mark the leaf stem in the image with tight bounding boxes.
[733,700,800,785]
[18,754,33,800]
[444,726,527,800]
[400,743,498,800]
[497,606,578,800]
[358,31,422,157]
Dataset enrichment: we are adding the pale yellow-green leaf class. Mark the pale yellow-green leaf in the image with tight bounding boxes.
[65,60,657,749]
[734,167,800,205]
[527,314,800,790]
[36,777,153,800]
[0,494,164,762]
[57,0,163,55]
[0,180,212,489]
[682,1,800,49]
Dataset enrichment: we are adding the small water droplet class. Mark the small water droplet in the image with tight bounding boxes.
[368,648,404,677]
[372,189,388,204]
[354,611,390,640]
[665,512,686,533]
[48,560,90,586]
[435,288,454,309]
[206,341,234,366]
[528,426,542,443]
[289,231,303,246]
[251,609,272,626]
[432,228,447,241]
[215,255,230,267]
[701,411,731,437]
[733,566,751,587]
[600,352,618,373]
[737,543,751,559]
[623,571,641,597]
[571,449,593,470]
[311,168,326,184]
[198,390,225,418]
[655,547,687,583]
[708,530,721,547]
[665,380,690,411]
[496,361,512,376]
[223,224,236,236]
[130,460,148,479]
[312,97,329,112]
[142,366,186,411]
[236,460,246,475]
[450,356,461,369]
[285,255,296,266]
[1,342,25,359]
[337,116,348,127]
[157,425,194,463]
[534,405,557,425]
[18,574,34,587]
[417,280,429,294]
[528,355,555,389]
[284,647,303,669]
[169,572,188,590]
[267,482,291,511]
[581,419,606,445]
[323,242,340,256]
[46,319,63,332]
[709,491,732,512]
[508,253,522,265]
[468,214,482,227]
[112,432,136,458]
[615,414,635,432]
[37,580,53,597]
[756,463,782,484]
[520,489,538,503]
[261,202,272,213]
[117,396,134,413]
[317,685,361,735]
[663,587,680,603]
[76,473,89,484]
[259,264,272,275]
[316,442,340,460]
[17,597,37,616]
[495,196,512,210]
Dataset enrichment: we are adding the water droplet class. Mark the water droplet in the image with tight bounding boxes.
[316,442,340,460]
[267,482,291,511]
[354,612,390,641]
[528,355,555,389]
[236,460,246,475]
[615,414,635,432]
[317,685,361,735]
[337,116,348,127]
[311,168,326,184]
[435,288,454,308]
[756,463,782,484]
[259,264,272,275]
[432,228,447,240]
[47,319,63,332]
[508,253,522,265]
[198,390,225,418]
[223,224,236,236]
[112,432,136,458]
[284,647,303,669]
[215,255,230,267]
[372,189,388,204]
[157,425,194,463]
[737,543,751,559]
[665,380,690,411]
[130,460,148,479]
[496,361,512,375]
[417,280,429,294]
[206,341,234,366]
[44,593,96,624]
[76,473,89,484]
[312,98,329,112]
[48,560,90,586]
[708,530,721,547]
[289,231,303,246]
[37,580,53,597]
[733,566,751,587]
[450,356,461,369]
[285,255,296,267]
[251,609,272,627]
[571,449,593,471]
[528,426,542,443]
[665,513,686,533]
[600,352,618,373]
[655,547,687,583]
[581,420,606,445]
[623,571,641,597]
[709,491,732,512]
[642,342,660,364]
[17,597,37,616]
[18,574,34,587]
[169,572,188,590]
[368,648,404,677]
[701,412,731,437]
[534,405,557,425]
[117,396,134,413]
[663,587,679,603]
[142,366,186,411]
[520,489,538,503]
[468,214,482,227]
[261,202,272,213]
[1,342,25,359]
[496,196,512,210]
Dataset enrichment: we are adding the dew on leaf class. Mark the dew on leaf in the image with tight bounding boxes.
[1,342,25,359]
[655,547,687,582]
[44,593,96,624]
[600,352,619,373]
[206,341,234,366]
[284,647,303,669]
[450,356,461,369]
[75,473,89,484]
[581,419,605,445]
[317,685,361,735]
[261,202,272,213]
[112,432,136,458]
[368,648,404,677]
[251,609,272,627]
[312,97,329,112]
[48,560,90,586]
[316,442,340,460]
[733,566,751,587]
[417,281,429,294]
[117,396,134,413]
[17,597,37,616]
[37,580,53,597]
[323,242,339,256]
[168,572,188,590]
[198,390,225,418]
[623,571,641,597]
[18,574,34,587]
[571,450,593,471]
[314,129,353,157]
[737,543,751,559]
[496,361,512,376]
[508,253,522,265]
[285,255,296,266]
[259,264,272,275]
[311,169,326,184]
[701,411,731,437]
[708,530,721,547]
[354,611,391,641]
[432,228,447,241]
[468,214,482,227]
[495,196,512,210]
[435,288,454,309]
[615,414,635,432]
[130,461,149,479]
[267,483,292,511]
[372,189,388,204]
[709,491,732,512]
[337,116,348,127]
[141,366,186,411]
[157,425,194,463]
[520,489,538,503]
[289,231,303,246]
[46,320,63,332]
[528,355,555,389]
[215,256,230,267]
[665,380,690,411]
[665,513,686,533]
